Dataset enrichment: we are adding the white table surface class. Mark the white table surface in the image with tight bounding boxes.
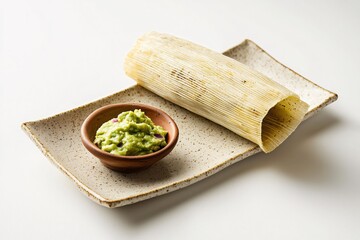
[1,0,360,239]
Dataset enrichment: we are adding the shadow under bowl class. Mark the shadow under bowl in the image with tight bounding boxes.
[80,103,179,172]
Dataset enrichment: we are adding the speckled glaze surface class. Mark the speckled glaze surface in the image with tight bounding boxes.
[22,40,337,208]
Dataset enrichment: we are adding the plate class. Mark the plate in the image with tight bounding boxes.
[22,39,338,208]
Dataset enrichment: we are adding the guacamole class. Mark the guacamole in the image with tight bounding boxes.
[94,109,167,156]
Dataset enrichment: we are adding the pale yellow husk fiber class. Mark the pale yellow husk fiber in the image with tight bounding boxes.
[124,32,309,153]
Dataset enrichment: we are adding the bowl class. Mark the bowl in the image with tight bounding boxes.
[80,103,179,172]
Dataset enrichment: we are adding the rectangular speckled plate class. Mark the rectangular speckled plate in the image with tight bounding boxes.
[22,40,337,208]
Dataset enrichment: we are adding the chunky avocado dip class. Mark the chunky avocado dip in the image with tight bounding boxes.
[94,109,168,156]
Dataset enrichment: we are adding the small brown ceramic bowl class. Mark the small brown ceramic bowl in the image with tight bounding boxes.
[81,103,179,172]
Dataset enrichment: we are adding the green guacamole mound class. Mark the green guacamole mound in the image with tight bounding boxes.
[94,109,168,156]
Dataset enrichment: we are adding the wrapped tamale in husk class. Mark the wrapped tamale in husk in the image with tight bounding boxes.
[124,32,309,153]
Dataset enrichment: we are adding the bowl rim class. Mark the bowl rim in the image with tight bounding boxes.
[80,103,179,160]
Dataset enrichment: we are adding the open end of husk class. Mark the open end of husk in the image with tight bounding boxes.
[260,96,309,153]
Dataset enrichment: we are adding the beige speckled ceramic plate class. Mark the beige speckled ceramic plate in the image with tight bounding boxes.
[22,40,337,208]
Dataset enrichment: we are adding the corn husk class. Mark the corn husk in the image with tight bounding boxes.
[124,32,309,152]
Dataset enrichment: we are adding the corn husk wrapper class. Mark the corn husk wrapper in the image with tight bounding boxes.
[124,32,309,153]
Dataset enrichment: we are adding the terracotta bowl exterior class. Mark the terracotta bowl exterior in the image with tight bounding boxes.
[81,103,179,172]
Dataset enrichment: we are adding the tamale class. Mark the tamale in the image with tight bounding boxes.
[124,32,309,152]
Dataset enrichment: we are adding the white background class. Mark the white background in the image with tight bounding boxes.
[1,0,360,239]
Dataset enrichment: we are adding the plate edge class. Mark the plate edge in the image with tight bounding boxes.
[22,83,138,126]
[21,122,113,207]
[224,39,339,101]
